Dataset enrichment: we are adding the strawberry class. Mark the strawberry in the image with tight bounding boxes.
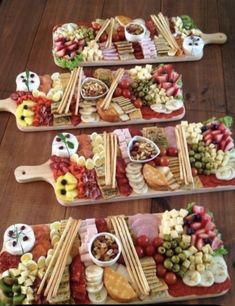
[211,237,223,250]
[156,74,168,84]
[196,238,204,250]
[165,64,174,74]
[225,139,234,152]
[166,87,176,97]
[191,234,197,246]
[162,82,172,90]
[191,222,203,230]
[169,71,179,82]
[214,133,224,143]
[193,205,205,215]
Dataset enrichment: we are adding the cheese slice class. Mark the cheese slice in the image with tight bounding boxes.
[104,267,137,303]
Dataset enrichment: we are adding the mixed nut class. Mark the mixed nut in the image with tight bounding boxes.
[91,234,119,261]
[126,23,144,35]
[82,79,106,98]
[130,139,158,161]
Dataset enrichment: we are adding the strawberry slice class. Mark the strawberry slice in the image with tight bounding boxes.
[225,139,234,152]
[195,228,206,235]
[193,205,205,215]
[219,139,227,151]
[204,221,216,232]
[165,64,174,74]
[162,82,172,90]
[174,88,182,97]
[64,40,74,47]
[190,234,197,246]
[56,48,66,57]
[169,71,179,82]
[214,133,224,143]
[196,238,204,250]
[208,230,216,238]
[211,130,222,136]
[191,222,203,230]
[156,74,168,84]
[211,237,223,250]
[198,233,210,239]
[202,213,212,223]
[67,43,78,51]
[166,87,176,97]
[203,133,212,142]
[219,123,226,132]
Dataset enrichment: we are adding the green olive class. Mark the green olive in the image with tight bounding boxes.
[189,150,195,156]
[198,146,205,152]
[181,265,188,272]
[170,240,178,249]
[194,153,201,160]
[172,264,180,273]
[192,144,198,151]
[179,253,187,262]
[166,249,174,257]
[158,246,166,254]
[195,161,202,169]
[206,162,212,170]
[179,241,188,249]
[190,157,195,164]
[164,259,173,270]
[203,169,211,176]
[163,242,172,249]
[171,255,180,264]
[177,270,185,278]
[164,234,172,241]
[175,247,182,254]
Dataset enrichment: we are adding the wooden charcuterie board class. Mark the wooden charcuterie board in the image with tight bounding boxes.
[14,118,235,207]
[0,205,231,304]
[0,64,185,132]
[52,13,227,70]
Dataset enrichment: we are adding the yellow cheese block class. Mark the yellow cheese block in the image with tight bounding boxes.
[104,267,137,303]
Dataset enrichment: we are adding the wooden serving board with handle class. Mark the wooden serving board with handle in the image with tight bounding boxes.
[14,160,235,207]
[57,32,227,68]
[0,97,185,132]
[0,215,230,305]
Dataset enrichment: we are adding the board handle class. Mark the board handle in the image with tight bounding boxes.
[0,98,17,115]
[201,32,227,45]
[14,161,53,184]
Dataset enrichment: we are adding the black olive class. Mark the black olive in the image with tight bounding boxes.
[23,105,28,110]
[21,76,24,79]
[8,230,14,237]
[60,189,66,195]
[21,225,26,230]
[189,43,192,46]
[30,80,34,83]
[13,241,17,247]
[59,146,64,150]
[65,134,70,138]
[30,73,35,78]
[56,137,61,142]
[195,43,198,46]
[20,116,25,120]
[61,179,67,185]
[23,236,29,241]
[22,79,27,83]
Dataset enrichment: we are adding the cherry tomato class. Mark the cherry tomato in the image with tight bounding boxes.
[154,254,165,264]
[122,89,131,99]
[145,245,155,256]
[160,156,169,167]
[112,33,120,42]
[156,264,167,278]
[135,246,144,258]
[119,79,130,89]
[164,272,177,285]
[99,32,108,43]
[191,167,198,177]
[113,87,122,97]
[133,98,143,108]
[118,31,125,41]
[154,156,161,166]
[152,237,163,248]
[136,235,149,248]
[117,25,125,33]
[92,22,101,31]
[159,148,167,156]
[167,147,178,157]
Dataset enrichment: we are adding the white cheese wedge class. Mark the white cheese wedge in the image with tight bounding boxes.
[16,71,40,92]
[183,36,204,57]
[52,133,79,158]
[4,224,35,256]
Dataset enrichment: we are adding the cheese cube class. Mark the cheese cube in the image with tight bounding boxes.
[170,209,178,218]
[183,250,191,258]
[175,225,183,233]
[203,254,212,263]
[37,268,45,280]
[195,256,203,264]
[189,263,195,271]
[182,235,191,245]
[2,270,10,278]
[195,252,203,258]
[170,230,179,239]
[18,263,27,271]
[179,209,188,218]
[176,217,183,225]
[189,246,197,254]
[21,286,28,295]
[189,255,195,262]
[18,275,27,285]
[182,260,190,269]
[196,264,205,272]
[24,278,33,287]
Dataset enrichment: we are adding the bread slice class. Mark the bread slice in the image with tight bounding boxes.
[104,267,137,303]
[115,15,132,26]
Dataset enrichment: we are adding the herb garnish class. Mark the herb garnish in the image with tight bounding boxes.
[25,70,30,92]
[186,202,195,214]
[203,116,233,129]
[212,246,228,257]
[57,133,74,157]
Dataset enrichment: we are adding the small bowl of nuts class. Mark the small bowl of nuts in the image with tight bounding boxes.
[81,77,108,100]
[88,232,122,267]
[128,136,160,163]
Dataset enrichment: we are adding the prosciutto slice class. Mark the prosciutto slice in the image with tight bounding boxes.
[164,126,177,148]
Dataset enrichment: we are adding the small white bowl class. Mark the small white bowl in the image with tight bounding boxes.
[88,232,122,267]
[128,135,160,164]
[81,77,108,101]
[125,22,146,42]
